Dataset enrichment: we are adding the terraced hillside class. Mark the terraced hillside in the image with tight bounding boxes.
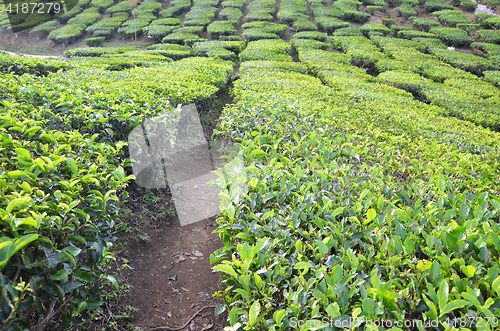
[1,0,500,329]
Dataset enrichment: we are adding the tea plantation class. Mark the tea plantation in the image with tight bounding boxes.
[1,0,500,329]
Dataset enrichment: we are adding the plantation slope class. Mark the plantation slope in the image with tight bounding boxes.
[212,46,500,329]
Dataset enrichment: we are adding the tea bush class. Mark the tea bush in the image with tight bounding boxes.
[146,43,194,59]
[242,21,287,37]
[218,41,246,54]
[424,0,454,12]
[477,29,500,44]
[333,0,372,22]
[220,7,244,20]
[207,21,238,38]
[222,0,246,7]
[333,26,363,36]
[396,3,417,18]
[162,32,207,45]
[184,4,217,26]
[91,0,114,11]
[414,37,448,50]
[0,97,132,330]
[64,47,135,58]
[159,0,191,17]
[240,39,293,62]
[240,61,309,75]
[294,20,317,32]
[294,31,329,41]
[193,41,238,60]
[433,9,472,26]
[332,36,387,68]
[481,15,500,29]
[359,23,391,36]
[430,26,474,46]
[106,0,134,14]
[290,38,331,49]
[278,0,309,24]
[29,21,56,36]
[381,18,396,26]
[86,15,128,37]
[483,70,500,86]
[67,8,101,27]
[143,25,178,39]
[48,24,86,45]
[84,36,106,46]
[315,16,351,33]
[311,4,344,18]
[117,19,151,36]
[412,17,440,31]
[456,0,474,9]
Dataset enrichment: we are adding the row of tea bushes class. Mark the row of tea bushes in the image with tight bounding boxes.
[142,18,182,40]
[160,0,191,17]
[377,69,500,130]
[311,4,349,33]
[242,21,287,41]
[0,53,233,329]
[246,0,276,22]
[347,36,500,129]
[193,41,238,59]
[371,36,477,81]
[212,47,500,330]
[147,43,194,59]
[0,53,71,76]
[63,46,137,57]
[278,0,309,28]
[333,0,372,22]
[239,39,293,61]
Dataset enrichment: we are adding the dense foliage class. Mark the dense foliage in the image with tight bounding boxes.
[212,45,500,330]
[2,0,500,328]
[0,53,232,330]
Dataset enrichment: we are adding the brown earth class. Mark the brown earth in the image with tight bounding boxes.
[89,180,229,331]
[120,188,228,331]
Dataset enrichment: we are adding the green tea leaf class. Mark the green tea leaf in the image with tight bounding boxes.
[440,299,468,316]
[214,264,238,279]
[248,300,260,325]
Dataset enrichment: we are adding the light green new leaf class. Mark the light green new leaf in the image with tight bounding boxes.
[0,234,38,268]
[492,276,500,297]
[248,300,260,325]
[214,264,239,279]
[460,265,475,278]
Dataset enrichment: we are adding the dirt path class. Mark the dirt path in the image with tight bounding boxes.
[0,50,64,60]
[123,208,227,331]
[112,85,236,331]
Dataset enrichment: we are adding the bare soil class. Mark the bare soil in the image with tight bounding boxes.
[120,187,228,331]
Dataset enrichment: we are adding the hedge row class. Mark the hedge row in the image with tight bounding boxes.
[240,39,292,61]
[333,0,372,22]
[0,54,71,76]
[212,44,500,330]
